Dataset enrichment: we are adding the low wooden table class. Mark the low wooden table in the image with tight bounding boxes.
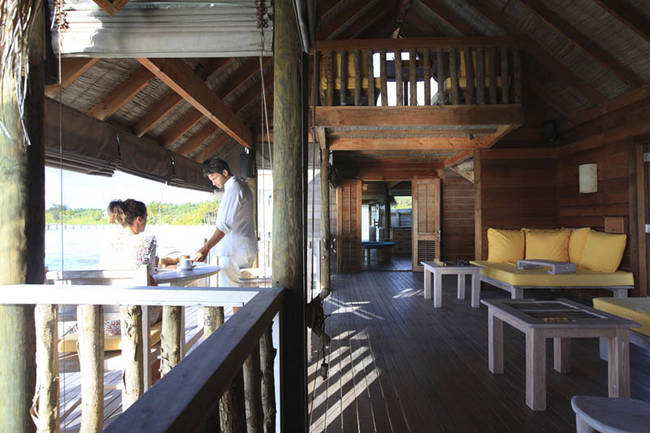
[420,261,481,308]
[481,298,640,411]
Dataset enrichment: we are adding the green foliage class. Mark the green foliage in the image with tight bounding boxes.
[46,200,220,226]
[393,196,412,210]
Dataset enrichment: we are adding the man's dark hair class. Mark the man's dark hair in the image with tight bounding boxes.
[203,157,231,176]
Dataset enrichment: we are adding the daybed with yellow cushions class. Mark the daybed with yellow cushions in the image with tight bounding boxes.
[471,227,634,299]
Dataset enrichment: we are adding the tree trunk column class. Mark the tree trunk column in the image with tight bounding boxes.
[273,0,306,431]
[0,3,45,432]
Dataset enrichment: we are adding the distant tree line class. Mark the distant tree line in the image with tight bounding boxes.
[46,200,220,226]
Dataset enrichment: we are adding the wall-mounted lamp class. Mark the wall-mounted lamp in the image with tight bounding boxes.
[579,163,598,193]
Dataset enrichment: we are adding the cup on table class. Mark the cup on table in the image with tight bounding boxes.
[179,257,193,271]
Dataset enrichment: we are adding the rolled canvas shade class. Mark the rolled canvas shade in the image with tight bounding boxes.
[44,98,213,191]
[50,0,273,58]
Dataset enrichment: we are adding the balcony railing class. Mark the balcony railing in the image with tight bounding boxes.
[312,37,522,107]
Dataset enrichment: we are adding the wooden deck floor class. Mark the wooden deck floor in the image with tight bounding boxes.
[308,271,650,433]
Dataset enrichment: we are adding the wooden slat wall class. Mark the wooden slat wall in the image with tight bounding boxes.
[442,171,475,261]
[476,153,557,260]
[412,178,441,271]
[337,179,362,272]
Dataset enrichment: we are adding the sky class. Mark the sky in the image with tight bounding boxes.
[45,166,215,209]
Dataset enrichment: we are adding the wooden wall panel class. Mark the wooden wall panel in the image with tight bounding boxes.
[442,170,475,261]
[337,180,362,272]
[476,153,557,260]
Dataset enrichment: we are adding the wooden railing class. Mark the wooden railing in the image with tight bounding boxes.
[0,284,284,433]
[312,37,522,107]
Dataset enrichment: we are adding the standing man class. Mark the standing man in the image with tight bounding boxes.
[195,158,258,286]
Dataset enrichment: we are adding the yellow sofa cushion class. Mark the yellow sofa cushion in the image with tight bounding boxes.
[524,229,570,262]
[471,260,634,288]
[567,227,590,264]
[593,297,650,337]
[59,320,162,353]
[579,230,626,273]
[487,228,524,263]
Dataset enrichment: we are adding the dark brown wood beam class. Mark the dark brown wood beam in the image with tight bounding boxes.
[330,136,488,151]
[315,36,517,52]
[314,105,524,127]
[516,0,643,88]
[337,3,390,40]
[443,150,473,167]
[45,58,100,98]
[419,0,475,35]
[462,0,607,105]
[593,0,650,45]
[87,66,153,120]
[317,0,377,40]
[132,58,233,137]
[137,58,251,148]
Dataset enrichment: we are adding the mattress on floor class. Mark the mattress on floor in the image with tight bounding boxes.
[59,320,162,353]
[593,297,650,337]
[470,260,634,288]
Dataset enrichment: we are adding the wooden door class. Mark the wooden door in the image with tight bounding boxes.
[337,179,362,272]
[412,178,441,271]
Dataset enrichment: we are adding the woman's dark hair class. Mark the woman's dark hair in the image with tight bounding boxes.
[108,199,147,226]
[203,157,231,176]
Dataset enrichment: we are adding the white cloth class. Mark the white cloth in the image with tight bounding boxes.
[215,176,257,266]
[218,256,251,287]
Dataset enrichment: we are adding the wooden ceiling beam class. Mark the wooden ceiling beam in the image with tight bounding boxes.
[516,0,643,88]
[315,36,516,52]
[161,59,270,147]
[443,150,473,167]
[132,58,233,137]
[45,58,100,98]
[317,0,378,40]
[330,136,488,151]
[337,2,390,40]
[314,105,524,127]
[358,11,396,39]
[592,0,650,45]
[462,0,606,105]
[175,123,217,156]
[418,0,475,35]
[87,66,153,120]
[137,58,251,148]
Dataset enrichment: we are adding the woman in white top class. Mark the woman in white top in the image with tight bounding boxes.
[101,199,158,335]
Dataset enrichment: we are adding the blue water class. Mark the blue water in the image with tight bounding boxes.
[45,225,215,271]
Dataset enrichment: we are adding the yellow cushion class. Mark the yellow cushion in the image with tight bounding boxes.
[567,227,590,264]
[487,228,524,263]
[471,260,634,288]
[579,231,626,272]
[524,229,570,262]
[58,320,162,353]
[593,297,650,337]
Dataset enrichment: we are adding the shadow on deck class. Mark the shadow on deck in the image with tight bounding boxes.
[308,271,650,433]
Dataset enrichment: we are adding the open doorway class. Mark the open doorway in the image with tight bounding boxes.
[361,181,412,271]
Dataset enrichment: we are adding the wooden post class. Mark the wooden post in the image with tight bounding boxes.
[161,306,182,376]
[464,48,475,104]
[259,327,276,433]
[246,176,259,267]
[339,50,347,105]
[120,305,144,409]
[326,51,334,106]
[353,50,361,106]
[201,307,221,431]
[273,0,306,430]
[385,184,392,240]
[34,305,59,433]
[395,49,403,106]
[488,47,497,104]
[379,50,388,106]
[77,305,104,433]
[409,49,417,106]
[449,48,460,105]
[423,49,431,105]
[366,50,375,106]
[320,143,331,296]
[243,345,263,433]
[476,47,485,105]
[501,47,510,104]
[513,48,522,104]
[436,49,446,105]
[0,3,44,431]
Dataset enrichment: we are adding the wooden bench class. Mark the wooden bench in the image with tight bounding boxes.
[362,241,396,264]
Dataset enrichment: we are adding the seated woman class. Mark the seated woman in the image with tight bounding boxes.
[101,199,159,335]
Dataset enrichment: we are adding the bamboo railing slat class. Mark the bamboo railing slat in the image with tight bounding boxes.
[77,305,104,433]
[449,48,460,105]
[437,49,446,105]
[260,327,276,433]
[243,345,263,433]
[476,47,485,105]
[120,305,144,410]
[423,48,431,105]
[489,47,497,104]
[379,50,388,106]
[409,50,417,106]
[395,49,404,106]
[353,50,362,106]
[367,50,375,106]
[161,306,182,376]
[340,50,348,106]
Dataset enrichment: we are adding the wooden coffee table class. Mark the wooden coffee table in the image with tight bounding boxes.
[421,261,481,308]
[481,298,640,411]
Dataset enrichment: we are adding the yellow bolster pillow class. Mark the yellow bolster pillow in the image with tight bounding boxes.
[524,229,570,262]
[579,230,626,273]
[487,228,524,263]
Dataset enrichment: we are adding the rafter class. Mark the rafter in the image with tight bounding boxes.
[419,0,475,35]
[87,67,153,120]
[516,0,643,88]
[45,58,100,98]
[336,2,390,40]
[462,0,606,105]
[137,58,251,149]
[359,10,397,39]
[592,0,650,45]
[161,58,271,148]
[329,136,488,150]
[526,75,577,119]
[317,0,378,40]
[132,58,233,137]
